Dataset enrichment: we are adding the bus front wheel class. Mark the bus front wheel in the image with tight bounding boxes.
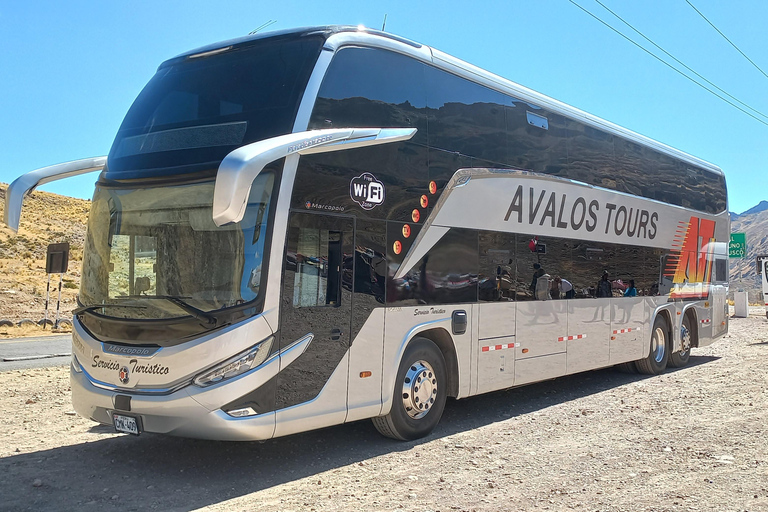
[636,316,670,375]
[372,337,447,441]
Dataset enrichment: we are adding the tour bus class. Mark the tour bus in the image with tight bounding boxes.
[758,255,768,318]
[4,26,730,441]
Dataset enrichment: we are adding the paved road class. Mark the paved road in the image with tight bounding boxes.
[0,334,72,371]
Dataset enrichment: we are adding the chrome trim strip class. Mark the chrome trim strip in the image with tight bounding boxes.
[3,156,106,231]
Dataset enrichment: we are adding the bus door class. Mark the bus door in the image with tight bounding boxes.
[274,212,354,434]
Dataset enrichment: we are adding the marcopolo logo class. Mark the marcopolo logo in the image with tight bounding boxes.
[350,173,385,210]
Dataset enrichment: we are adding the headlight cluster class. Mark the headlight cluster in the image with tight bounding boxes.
[193,336,274,387]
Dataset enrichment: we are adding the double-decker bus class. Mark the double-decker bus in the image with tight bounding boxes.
[4,26,729,441]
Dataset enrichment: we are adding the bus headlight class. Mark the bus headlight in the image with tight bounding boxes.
[193,336,274,387]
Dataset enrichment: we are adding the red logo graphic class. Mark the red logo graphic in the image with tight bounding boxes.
[666,216,716,299]
[119,366,130,385]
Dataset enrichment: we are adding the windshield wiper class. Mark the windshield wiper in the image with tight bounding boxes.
[73,304,147,315]
[124,295,218,326]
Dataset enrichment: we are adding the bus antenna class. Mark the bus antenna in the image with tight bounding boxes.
[250,20,276,35]
[381,14,387,31]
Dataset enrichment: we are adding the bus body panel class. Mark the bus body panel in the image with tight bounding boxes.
[345,308,386,422]
[609,297,647,364]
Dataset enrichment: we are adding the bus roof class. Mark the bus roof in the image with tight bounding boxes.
[162,26,724,178]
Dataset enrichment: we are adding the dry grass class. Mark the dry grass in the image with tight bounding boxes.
[0,183,89,324]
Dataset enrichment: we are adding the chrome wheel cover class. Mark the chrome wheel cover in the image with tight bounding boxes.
[401,360,437,419]
[680,323,691,355]
[652,326,666,363]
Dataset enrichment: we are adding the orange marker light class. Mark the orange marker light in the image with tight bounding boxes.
[402,224,411,238]
[521,348,529,354]
[411,209,420,223]
[393,240,402,255]
[359,371,372,378]
[429,181,437,194]
[420,194,429,208]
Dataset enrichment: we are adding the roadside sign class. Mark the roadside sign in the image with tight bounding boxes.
[729,232,747,259]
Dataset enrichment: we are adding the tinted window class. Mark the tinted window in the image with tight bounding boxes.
[291,142,428,222]
[426,66,509,163]
[515,235,573,301]
[350,219,387,339]
[109,36,323,177]
[479,231,516,301]
[309,47,428,145]
[506,102,569,177]
[570,241,617,298]
[567,120,617,189]
[387,226,478,305]
[613,137,647,196]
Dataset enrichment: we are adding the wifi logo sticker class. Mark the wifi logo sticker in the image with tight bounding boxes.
[350,172,386,210]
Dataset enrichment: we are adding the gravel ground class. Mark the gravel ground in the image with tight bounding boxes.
[0,310,767,512]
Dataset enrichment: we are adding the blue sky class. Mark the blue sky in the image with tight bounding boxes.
[1,1,766,214]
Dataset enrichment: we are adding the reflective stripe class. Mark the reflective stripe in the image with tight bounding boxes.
[612,328,634,334]
[558,334,587,342]
[481,343,516,352]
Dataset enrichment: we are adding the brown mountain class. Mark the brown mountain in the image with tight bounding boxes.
[730,203,768,301]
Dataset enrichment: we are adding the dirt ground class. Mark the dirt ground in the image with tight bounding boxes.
[0,310,767,512]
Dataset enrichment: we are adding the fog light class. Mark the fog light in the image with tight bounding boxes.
[227,407,258,418]
[193,336,274,387]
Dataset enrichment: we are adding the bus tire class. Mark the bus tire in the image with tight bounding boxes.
[636,316,670,375]
[615,362,637,374]
[669,315,692,368]
[372,337,447,441]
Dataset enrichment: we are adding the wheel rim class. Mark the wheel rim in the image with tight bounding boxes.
[680,324,691,356]
[652,326,666,363]
[401,360,437,419]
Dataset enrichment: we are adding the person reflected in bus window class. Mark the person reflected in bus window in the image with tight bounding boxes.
[596,270,612,298]
[550,278,560,300]
[535,269,551,300]
[555,276,575,299]
[624,279,638,297]
[529,263,545,296]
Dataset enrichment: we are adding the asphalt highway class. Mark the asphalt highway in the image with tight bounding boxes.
[0,334,72,371]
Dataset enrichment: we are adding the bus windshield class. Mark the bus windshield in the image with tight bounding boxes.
[79,172,275,320]
[107,35,323,177]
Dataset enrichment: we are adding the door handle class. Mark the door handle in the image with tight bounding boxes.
[330,328,343,341]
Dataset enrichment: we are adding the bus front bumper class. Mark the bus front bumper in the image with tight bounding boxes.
[71,363,277,441]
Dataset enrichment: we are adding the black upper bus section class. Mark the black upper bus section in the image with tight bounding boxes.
[106,32,325,179]
[303,46,726,218]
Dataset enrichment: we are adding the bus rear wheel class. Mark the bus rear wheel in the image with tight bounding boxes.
[669,315,692,368]
[636,316,670,375]
[372,337,447,441]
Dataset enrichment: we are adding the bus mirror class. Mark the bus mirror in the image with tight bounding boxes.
[3,156,106,232]
[211,127,416,226]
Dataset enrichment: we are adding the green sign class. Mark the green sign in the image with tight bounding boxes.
[729,232,747,258]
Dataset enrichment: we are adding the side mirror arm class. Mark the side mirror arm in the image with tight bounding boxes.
[3,156,107,232]
[212,128,417,226]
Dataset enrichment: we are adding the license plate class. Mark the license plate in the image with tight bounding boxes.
[113,413,140,435]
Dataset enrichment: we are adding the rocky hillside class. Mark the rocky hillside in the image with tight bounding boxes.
[730,203,768,300]
[0,183,90,326]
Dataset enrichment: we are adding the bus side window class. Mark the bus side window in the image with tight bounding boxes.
[108,234,157,297]
[715,258,727,283]
[292,228,343,307]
